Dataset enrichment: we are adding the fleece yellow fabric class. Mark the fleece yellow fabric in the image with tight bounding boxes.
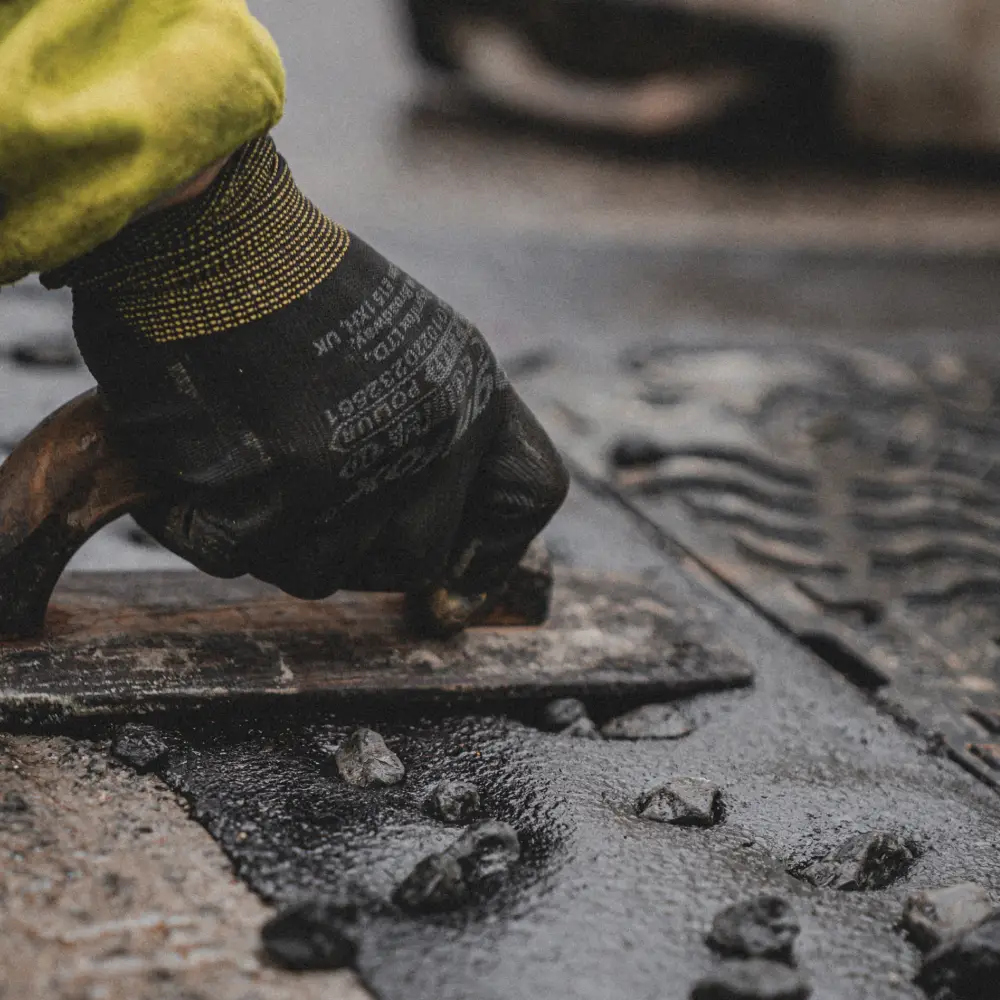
[0,0,285,284]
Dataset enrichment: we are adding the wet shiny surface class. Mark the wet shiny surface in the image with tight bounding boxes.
[106,486,1000,1000]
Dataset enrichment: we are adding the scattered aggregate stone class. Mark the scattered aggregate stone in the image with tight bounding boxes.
[111,723,170,772]
[543,698,588,730]
[563,716,603,739]
[542,698,603,738]
[708,896,800,963]
[902,884,994,952]
[334,728,405,787]
[602,703,694,740]
[794,831,917,891]
[425,779,481,824]
[690,959,812,999]
[915,910,1000,1000]
[609,434,667,469]
[395,850,466,913]
[637,777,723,827]
[394,820,520,913]
[261,900,358,971]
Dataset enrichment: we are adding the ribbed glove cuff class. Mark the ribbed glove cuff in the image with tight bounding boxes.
[41,137,350,344]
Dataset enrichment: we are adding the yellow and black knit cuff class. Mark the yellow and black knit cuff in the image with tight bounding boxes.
[42,137,349,344]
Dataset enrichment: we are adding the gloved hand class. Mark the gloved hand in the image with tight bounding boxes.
[41,136,568,633]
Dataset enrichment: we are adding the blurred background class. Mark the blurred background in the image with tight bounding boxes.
[261,0,1000,248]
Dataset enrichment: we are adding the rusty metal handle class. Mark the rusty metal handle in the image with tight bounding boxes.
[0,389,154,640]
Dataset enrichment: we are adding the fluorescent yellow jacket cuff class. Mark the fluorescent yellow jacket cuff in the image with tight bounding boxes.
[0,0,285,285]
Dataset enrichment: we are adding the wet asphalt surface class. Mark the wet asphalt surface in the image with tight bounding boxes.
[5,4,1000,998]
[5,232,1000,1000]
[77,484,998,1000]
[5,233,1000,1000]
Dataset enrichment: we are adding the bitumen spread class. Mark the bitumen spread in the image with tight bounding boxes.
[91,485,1000,1000]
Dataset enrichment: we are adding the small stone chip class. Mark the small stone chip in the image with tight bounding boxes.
[261,900,358,971]
[637,777,723,827]
[543,698,589,730]
[708,896,800,964]
[691,960,811,1000]
[334,728,405,788]
[563,716,603,739]
[394,820,520,913]
[902,883,994,952]
[602,704,694,740]
[112,723,170,772]
[394,851,468,913]
[794,831,917,891]
[425,779,481,824]
[916,910,1000,1000]
[542,698,602,739]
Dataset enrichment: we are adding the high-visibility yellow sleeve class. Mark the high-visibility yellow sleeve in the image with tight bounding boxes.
[0,0,285,284]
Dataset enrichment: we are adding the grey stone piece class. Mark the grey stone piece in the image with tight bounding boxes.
[795,831,917,891]
[454,821,521,883]
[916,910,1000,1000]
[543,698,602,738]
[690,959,812,999]
[902,883,994,952]
[335,729,405,788]
[637,777,723,827]
[261,900,359,971]
[394,851,468,913]
[563,716,603,739]
[708,896,800,963]
[602,703,694,740]
[543,697,589,730]
[425,779,481,824]
[111,723,170,772]
[394,821,520,913]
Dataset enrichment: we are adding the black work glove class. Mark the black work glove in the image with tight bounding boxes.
[42,136,568,632]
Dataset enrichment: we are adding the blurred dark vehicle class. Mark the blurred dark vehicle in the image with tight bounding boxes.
[400,0,1000,152]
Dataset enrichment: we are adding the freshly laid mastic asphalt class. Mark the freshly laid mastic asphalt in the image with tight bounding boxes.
[78,485,1000,1000]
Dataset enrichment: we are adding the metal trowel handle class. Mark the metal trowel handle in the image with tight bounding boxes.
[0,389,154,640]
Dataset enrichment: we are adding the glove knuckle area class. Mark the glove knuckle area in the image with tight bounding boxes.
[487,390,570,516]
[134,480,287,580]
